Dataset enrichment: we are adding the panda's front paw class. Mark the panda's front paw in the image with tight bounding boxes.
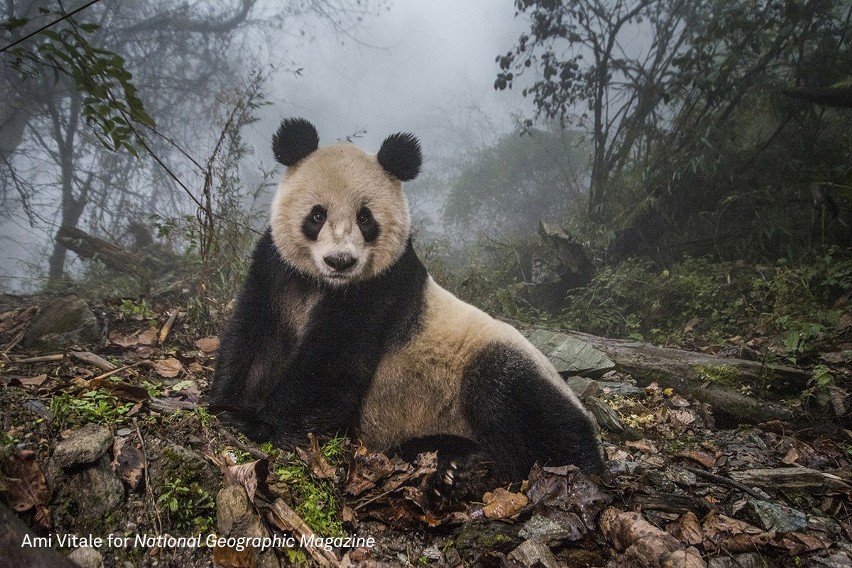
[427,453,493,510]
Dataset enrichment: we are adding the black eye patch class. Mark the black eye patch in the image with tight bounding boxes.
[302,205,326,240]
[356,206,380,242]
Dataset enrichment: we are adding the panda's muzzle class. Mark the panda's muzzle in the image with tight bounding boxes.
[323,253,357,272]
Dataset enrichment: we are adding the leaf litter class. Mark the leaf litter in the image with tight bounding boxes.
[0,294,850,567]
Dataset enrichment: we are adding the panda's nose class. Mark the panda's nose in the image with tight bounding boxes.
[324,253,357,271]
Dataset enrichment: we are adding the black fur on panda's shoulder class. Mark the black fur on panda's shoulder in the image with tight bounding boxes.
[377,132,422,181]
[272,118,320,166]
[209,228,429,446]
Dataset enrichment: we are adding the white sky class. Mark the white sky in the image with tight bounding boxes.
[0,0,535,291]
[256,0,531,158]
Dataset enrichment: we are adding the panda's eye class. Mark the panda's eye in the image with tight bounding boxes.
[311,208,326,223]
[302,205,327,241]
[356,207,373,225]
[356,206,380,242]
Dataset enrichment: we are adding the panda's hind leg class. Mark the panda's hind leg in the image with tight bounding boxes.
[462,342,604,482]
[393,435,495,508]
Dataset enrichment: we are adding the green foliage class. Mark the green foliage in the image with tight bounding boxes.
[560,249,851,348]
[116,299,156,322]
[49,390,134,429]
[147,71,272,321]
[273,438,346,539]
[445,127,588,235]
[498,0,852,257]
[419,235,542,321]
[157,478,216,533]
[5,8,154,154]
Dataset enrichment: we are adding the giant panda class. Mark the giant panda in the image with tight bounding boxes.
[210,118,604,500]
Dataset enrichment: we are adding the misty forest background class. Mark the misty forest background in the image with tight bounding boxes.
[1,0,851,360]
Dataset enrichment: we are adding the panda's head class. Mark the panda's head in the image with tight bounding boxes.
[269,118,421,286]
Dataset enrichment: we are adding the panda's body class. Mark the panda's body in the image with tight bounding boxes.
[210,119,603,490]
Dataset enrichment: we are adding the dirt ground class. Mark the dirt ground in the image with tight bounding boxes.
[1,294,851,567]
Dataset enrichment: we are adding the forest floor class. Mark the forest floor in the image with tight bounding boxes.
[0,292,851,568]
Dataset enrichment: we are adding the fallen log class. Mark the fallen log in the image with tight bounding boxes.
[516,324,811,426]
[55,225,148,276]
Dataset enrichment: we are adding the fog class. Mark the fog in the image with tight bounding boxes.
[263,0,529,151]
[0,0,533,291]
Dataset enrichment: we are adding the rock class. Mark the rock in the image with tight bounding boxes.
[48,452,125,535]
[22,296,100,350]
[708,552,771,568]
[520,328,615,376]
[564,376,599,400]
[53,424,113,468]
[507,539,561,568]
[421,545,442,562]
[748,498,808,533]
[67,546,103,568]
[456,520,522,563]
[585,396,624,433]
[519,514,575,546]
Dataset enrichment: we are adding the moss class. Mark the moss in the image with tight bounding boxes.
[695,364,743,388]
[272,437,346,538]
[456,521,521,556]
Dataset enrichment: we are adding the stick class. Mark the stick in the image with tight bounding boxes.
[683,466,766,500]
[9,354,65,363]
[159,311,179,345]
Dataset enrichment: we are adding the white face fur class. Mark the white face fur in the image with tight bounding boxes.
[270,144,412,286]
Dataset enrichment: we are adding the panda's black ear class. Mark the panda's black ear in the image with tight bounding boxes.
[377,132,422,181]
[272,118,319,166]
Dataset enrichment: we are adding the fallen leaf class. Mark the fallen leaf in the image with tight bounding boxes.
[104,381,150,402]
[137,327,158,345]
[18,374,48,388]
[481,488,528,519]
[224,458,269,502]
[109,331,138,347]
[669,410,695,426]
[135,346,156,358]
[781,446,801,465]
[675,450,717,469]
[702,512,772,553]
[153,357,182,378]
[527,464,612,534]
[345,446,400,497]
[296,434,337,480]
[776,532,833,555]
[625,440,657,453]
[1,449,51,529]
[112,438,145,491]
[669,511,703,546]
[600,507,704,566]
[195,336,220,353]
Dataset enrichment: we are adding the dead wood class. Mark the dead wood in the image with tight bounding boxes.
[562,329,808,426]
[55,225,148,276]
[728,467,851,492]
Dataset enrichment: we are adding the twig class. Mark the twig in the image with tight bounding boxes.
[1,328,27,356]
[89,361,146,383]
[683,466,766,499]
[70,351,115,371]
[134,418,161,535]
[158,311,179,345]
[265,498,338,567]
[9,354,65,363]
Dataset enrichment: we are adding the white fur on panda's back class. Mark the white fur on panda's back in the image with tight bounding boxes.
[358,277,582,451]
